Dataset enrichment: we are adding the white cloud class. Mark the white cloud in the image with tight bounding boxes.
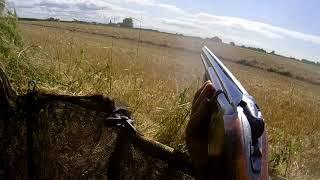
[160,18,199,29]
[38,1,70,9]
[124,0,155,6]
[266,25,320,45]
[122,0,184,14]
[36,0,118,11]
[155,3,184,13]
[186,13,320,44]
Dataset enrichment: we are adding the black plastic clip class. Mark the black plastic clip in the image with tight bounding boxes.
[209,90,224,102]
[28,80,38,93]
[106,108,136,134]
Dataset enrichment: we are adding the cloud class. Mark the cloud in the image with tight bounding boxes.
[156,15,283,41]
[160,18,199,29]
[155,3,184,13]
[124,0,155,5]
[75,2,111,11]
[157,12,320,47]
[9,0,35,9]
[265,25,320,45]
[38,0,71,9]
[191,13,320,44]
[15,4,34,9]
[124,0,185,14]
[36,0,114,11]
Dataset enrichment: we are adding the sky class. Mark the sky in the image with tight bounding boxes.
[9,0,320,62]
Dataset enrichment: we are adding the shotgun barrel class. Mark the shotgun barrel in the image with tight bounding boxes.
[201,46,268,179]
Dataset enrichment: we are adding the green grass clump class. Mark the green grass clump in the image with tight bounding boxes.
[0,8,61,93]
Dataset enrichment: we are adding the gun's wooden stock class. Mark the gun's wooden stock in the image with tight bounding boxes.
[208,107,268,179]
[227,115,268,179]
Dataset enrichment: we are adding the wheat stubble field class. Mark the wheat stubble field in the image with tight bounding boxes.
[14,21,320,178]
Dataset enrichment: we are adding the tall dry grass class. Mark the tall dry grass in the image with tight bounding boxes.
[21,21,320,85]
[16,23,201,147]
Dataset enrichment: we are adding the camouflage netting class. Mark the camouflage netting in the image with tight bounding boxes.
[0,68,194,179]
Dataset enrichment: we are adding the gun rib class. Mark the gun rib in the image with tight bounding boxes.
[201,46,247,106]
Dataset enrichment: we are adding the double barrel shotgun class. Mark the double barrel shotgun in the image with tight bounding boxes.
[201,46,268,179]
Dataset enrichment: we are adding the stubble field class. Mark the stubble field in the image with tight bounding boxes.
[9,21,320,179]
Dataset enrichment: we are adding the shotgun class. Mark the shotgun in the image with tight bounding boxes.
[201,46,268,179]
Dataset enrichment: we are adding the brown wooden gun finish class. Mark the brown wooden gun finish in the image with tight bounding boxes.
[223,111,268,180]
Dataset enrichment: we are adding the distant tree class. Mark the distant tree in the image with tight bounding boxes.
[210,36,222,43]
[301,59,316,65]
[254,47,266,53]
[270,50,275,54]
[240,45,267,53]
[120,17,133,28]
[230,42,235,46]
[46,17,60,21]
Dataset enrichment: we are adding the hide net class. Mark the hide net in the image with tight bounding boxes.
[0,68,194,179]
